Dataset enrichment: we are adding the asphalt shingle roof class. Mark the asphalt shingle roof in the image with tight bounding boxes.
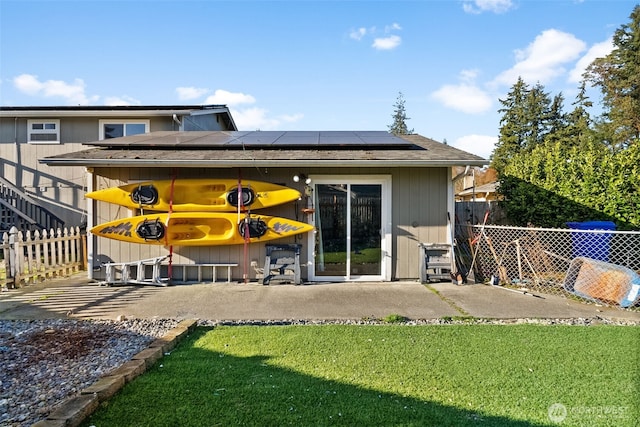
[40,131,487,168]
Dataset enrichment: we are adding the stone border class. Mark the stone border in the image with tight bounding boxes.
[31,319,198,427]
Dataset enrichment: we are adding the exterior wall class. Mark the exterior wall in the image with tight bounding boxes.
[88,166,451,282]
[1,115,192,228]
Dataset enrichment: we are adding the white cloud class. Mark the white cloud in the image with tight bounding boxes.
[492,29,586,86]
[204,89,256,106]
[231,107,279,130]
[350,27,368,41]
[432,70,493,114]
[280,113,304,123]
[13,74,97,105]
[463,0,514,14]
[197,88,303,130]
[103,95,141,106]
[432,84,493,114]
[568,38,613,83]
[351,23,401,50]
[385,23,402,32]
[452,134,497,159]
[176,86,209,101]
[372,35,401,50]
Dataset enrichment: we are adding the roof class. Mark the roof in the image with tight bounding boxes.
[457,182,499,197]
[0,105,230,117]
[1,104,237,133]
[40,131,488,168]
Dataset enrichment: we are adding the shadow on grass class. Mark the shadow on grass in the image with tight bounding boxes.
[83,328,553,427]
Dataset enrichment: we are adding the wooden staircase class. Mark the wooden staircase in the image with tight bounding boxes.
[0,177,65,234]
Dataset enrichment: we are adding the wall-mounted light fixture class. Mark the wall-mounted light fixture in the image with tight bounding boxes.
[293,174,312,185]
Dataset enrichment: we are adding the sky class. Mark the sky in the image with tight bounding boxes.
[0,0,637,160]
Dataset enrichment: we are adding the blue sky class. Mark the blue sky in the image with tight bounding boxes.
[0,0,636,159]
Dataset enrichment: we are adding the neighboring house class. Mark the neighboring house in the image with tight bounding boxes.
[0,105,236,231]
[41,130,487,283]
[456,182,500,202]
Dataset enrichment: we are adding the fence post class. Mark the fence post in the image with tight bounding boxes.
[42,229,51,279]
[25,230,34,285]
[8,226,21,286]
[55,228,63,277]
[34,229,43,281]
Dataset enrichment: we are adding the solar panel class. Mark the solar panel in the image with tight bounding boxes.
[90,131,412,148]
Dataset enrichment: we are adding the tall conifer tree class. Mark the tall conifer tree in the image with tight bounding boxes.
[388,92,414,135]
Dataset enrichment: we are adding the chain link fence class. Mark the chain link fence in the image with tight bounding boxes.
[454,224,640,309]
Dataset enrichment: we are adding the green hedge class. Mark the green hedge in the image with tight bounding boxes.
[499,141,639,230]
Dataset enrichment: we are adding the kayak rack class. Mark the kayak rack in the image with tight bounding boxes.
[102,256,170,286]
[170,263,238,284]
[100,256,238,286]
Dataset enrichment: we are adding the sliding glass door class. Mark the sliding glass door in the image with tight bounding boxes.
[309,176,391,281]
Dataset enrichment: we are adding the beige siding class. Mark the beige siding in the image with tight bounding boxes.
[89,166,451,281]
[0,116,178,228]
[392,167,449,279]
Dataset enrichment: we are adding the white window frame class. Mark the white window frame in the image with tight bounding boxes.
[99,119,150,140]
[27,119,60,144]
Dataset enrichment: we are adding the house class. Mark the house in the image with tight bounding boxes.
[456,182,500,202]
[40,130,487,283]
[0,105,236,231]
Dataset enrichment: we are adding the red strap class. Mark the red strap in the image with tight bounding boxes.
[166,172,177,279]
[238,172,250,283]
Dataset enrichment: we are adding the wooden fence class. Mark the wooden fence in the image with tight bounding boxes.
[0,226,86,290]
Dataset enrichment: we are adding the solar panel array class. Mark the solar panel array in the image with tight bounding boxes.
[90,131,413,149]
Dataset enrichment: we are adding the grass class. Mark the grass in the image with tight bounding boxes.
[83,325,639,427]
[321,247,381,264]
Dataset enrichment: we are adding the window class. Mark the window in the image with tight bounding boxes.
[27,120,60,144]
[99,120,149,140]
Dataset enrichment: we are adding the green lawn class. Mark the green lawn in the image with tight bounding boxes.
[83,325,639,427]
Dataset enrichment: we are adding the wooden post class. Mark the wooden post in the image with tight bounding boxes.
[55,228,63,277]
[82,231,88,271]
[25,230,34,284]
[63,227,71,275]
[8,226,17,285]
[70,227,78,273]
[34,229,43,282]
[42,229,51,279]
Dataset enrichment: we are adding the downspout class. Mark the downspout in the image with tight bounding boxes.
[172,114,182,130]
[13,117,19,188]
[447,167,455,276]
[452,165,470,183]
[447,167,454,245]
[472,168,476,202]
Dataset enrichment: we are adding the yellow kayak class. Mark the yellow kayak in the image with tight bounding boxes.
[86,179,301,212]
[91,212,314,246]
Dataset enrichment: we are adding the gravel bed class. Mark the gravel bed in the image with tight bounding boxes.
[1,316,638,426]
[0,318,178,427]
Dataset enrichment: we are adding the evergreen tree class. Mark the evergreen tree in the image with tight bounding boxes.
[495,5,640,229]
[563,81,594,148]
[585,5,640,150]
[388,92,414,135]
[491,77,530,172]
[544,93,568,146]
[523,83,553,150]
